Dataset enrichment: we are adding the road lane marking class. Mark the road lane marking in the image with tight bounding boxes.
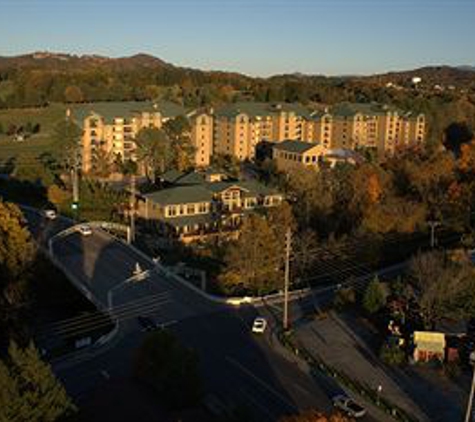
[225,356,298,412]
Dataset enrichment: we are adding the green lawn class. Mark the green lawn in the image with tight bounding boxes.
[0,103,66,162]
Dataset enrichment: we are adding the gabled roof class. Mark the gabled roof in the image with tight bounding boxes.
[145,171,282,206]
[330,102,402,118]
[215,102,311,120]
[273,140,322,154]
[71,100,186,124]
[160,169,184,184]
[144,185,213,205]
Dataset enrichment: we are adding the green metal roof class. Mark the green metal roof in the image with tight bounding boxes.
[144,171,281,206]
[144,185,213,205]
[272,140,321,154]
[176,172,206,185]
[330,102,402,118]
[160,169,184,184]
[71,101,186,124]
[215,102,311,119]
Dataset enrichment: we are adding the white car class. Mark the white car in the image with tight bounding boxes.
[78,224,93,236]
[44,209,57,220]
[332,395,366,418]
[252,317,267,334]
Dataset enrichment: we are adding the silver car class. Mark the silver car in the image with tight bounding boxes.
[332,395,366,418]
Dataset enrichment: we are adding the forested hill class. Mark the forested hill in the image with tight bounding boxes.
[0,51,474,120]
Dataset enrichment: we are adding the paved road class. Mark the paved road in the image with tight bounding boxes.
[23,210,344,421]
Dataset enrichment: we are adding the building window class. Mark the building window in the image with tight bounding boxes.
[168,206,176,217]
[187,204,195,215]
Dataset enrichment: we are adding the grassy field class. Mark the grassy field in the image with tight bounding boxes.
[0,103,66,162]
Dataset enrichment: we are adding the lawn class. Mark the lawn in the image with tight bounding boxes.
[0,103,66,162]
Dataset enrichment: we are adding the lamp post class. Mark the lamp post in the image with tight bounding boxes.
[377,385,383,406]
[464,351,475,422]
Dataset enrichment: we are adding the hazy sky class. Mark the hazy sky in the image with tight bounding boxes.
[1,0,474,76]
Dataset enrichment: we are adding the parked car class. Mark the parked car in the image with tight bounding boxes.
[44,209,57,220]
[252,317,267,334]
[332,395,366,418]
[78,224,93,236]
[137,316,159,332]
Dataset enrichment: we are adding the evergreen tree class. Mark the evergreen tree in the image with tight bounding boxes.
[0,341,75,422]
[362,276,385,314]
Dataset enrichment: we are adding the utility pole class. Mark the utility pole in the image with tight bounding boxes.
[71,154,80,220]
[428,220,440,248]
[283,228,292,331]
[129,174,136,243]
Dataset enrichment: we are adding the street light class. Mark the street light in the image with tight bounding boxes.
[465,351,475,422]
[377,385,383,406]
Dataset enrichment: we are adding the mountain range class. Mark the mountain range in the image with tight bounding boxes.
[0,51,474,86]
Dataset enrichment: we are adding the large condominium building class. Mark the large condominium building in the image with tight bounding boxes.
[72,101,425,174]
[213,102,313,161]
[309,103,426,156]
[71,101,213,174]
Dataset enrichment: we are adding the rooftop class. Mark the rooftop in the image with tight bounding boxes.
[71,100,186,124]
[145,171,281,206]
[273,139,322,154]
[215,102,312,119]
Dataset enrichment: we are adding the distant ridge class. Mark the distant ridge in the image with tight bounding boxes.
[0,51,474,84]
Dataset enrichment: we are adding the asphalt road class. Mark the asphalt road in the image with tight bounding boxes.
[23,209,347,421]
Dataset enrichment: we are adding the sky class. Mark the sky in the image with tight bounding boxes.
[1,0,474,77]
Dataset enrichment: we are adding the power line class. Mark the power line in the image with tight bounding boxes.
[40,291,169,333]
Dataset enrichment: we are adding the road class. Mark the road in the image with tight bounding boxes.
[24,209,350,421]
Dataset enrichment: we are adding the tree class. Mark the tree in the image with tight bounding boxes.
[47,184,71,209]
[52,119,82,168]
[163,115,195,171]
[219,214,282,295]
[0,341,75,422]
[135,127,173,183]
[379,343,405,366]
[134,330,202,409]
[362,276,385,314]
[410,251,475,327]
[90,147,113,179]
[63,85,84,103]
[280,409,350,422]
[0,200,35,283]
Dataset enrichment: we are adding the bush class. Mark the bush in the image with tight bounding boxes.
[379,343,406,366]
[333,287,356,310]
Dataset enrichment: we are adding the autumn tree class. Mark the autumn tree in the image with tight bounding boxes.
[63,85,84,103]
[47,184,71,209]
[0,200,35,285]
[135,127,173,183]
[410,251,475,327]
[0,341,75,422]
[219,214,282,295]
